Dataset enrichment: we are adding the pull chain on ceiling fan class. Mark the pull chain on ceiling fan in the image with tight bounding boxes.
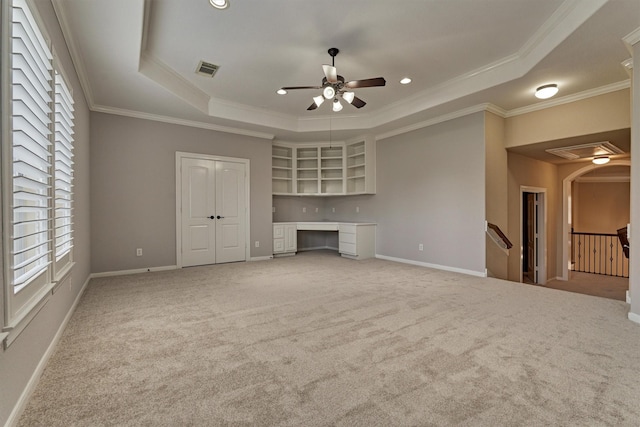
[279,48,386,112]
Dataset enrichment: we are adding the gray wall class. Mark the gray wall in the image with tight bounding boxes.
[0,1,92,424]
[275,113,487,275]
[90,113,273,273]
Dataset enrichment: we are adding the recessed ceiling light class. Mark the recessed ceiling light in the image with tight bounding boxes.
[209,0,229,9]
[535,83,558,99]
[400,77,412,85]
[276,89,287,95]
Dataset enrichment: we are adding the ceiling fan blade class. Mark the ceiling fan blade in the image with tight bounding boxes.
[344,77,386,89]
[281,85,322,91]
[351,95,366,108]
[322,65,338,83]
[307,102,318,111]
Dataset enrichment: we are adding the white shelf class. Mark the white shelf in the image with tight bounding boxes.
[272,140,374,196]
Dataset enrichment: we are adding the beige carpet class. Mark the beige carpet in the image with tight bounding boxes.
[18,251,640,426]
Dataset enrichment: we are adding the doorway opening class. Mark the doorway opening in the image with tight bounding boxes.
[520,186,546,285]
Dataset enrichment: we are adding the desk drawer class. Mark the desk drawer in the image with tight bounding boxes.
[339,224,357,234]
[339,232,356,244]
[339,241,356,255]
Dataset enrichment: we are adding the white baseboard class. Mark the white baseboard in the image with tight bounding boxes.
[250,256,273,261]
[90,265,178,278]
[375,254,487,278]
[628,311,640,325]
[5,274,91,427]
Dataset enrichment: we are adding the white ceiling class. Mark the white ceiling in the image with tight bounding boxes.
[53,0,639,142]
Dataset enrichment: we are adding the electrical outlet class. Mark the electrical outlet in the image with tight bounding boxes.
[332,207,335,213]
[302,207,306,213]
[255,241,260,248]
[418,244,424,251]
[136,248,143,256]
[356,206,360,213]
[315,207,319,213]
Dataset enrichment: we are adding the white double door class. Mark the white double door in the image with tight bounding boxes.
[180,156,247,267]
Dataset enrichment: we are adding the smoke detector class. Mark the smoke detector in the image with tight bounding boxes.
[196,60,220,78]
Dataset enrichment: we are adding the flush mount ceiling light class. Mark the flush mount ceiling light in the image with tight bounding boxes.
[276,89,287,95]
[400,77,412,85]
[209,0,229,9]
[592,156,610,165]
[535,83,559,99]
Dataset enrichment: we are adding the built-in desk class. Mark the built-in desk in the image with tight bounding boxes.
[273,222,376,259]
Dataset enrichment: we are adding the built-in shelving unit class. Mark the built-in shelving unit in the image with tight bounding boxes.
[296,147,319,194]
[272,145,293,195]
[346,140,366,194]
[320,146,344,194]
[272,138,374,196]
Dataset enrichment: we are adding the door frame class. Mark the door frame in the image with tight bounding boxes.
[175,152,251,268]
[520,186,547,285]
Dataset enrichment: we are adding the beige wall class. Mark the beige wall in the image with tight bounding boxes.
[485,112,508,279]
[90,113,273,273]
[507,152,558,282]
[505,89,630,148]
[0,2,92,425]
[572,181,630,234]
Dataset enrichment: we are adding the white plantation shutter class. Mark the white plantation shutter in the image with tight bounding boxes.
[54,71,74,264]
[10,0,54,292]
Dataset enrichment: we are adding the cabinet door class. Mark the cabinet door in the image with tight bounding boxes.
[273,239,285,253]
[284,225,297,252]
[273,224,284,239]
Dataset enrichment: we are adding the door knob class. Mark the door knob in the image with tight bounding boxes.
[207,215,215,219]
[217,215,225,219]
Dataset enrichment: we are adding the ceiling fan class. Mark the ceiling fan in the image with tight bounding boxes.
[279,48,386,112]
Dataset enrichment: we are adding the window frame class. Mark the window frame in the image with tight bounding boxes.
[1,0,75,348]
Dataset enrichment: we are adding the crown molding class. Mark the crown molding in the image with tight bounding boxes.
[91,104,275,140]
[504,80,630,118]
[623,26,640,47]
[376,104,493,141]
[51,0,96,109]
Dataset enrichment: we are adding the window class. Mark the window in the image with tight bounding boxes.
[53,70,74,274]
[2,0,74,334]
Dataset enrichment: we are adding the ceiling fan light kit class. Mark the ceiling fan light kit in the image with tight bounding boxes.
[279,47,386,112]
[209,0,229,9]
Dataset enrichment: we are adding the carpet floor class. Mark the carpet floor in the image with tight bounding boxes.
[18,251,640,426]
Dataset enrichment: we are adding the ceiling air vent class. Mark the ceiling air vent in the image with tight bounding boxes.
[196,60,220,78]
[545,141,624,160]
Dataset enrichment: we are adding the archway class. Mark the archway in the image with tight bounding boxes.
[561,160,631,281]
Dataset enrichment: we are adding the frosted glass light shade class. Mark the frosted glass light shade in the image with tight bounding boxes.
[535,84,558,99]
